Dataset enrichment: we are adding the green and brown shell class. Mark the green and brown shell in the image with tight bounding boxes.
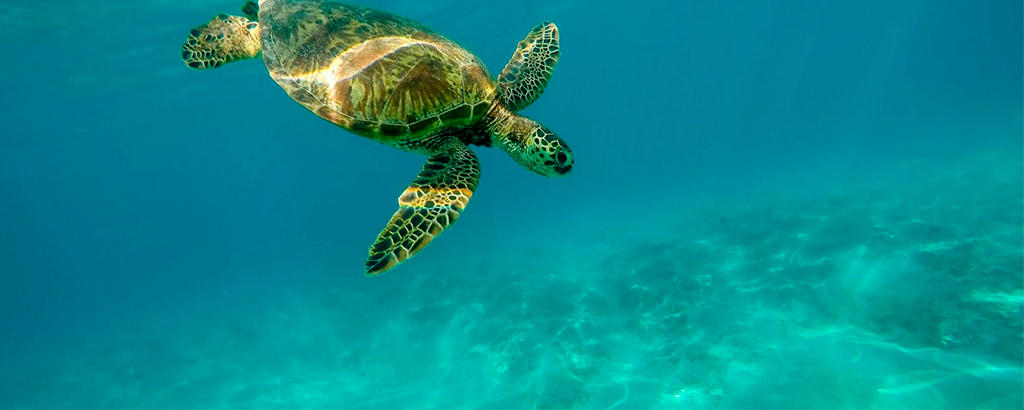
[258,0,498,148]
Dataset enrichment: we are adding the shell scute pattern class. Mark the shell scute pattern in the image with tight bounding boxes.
[260,0,496,147]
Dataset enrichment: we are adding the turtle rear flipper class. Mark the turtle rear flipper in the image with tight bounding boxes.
[365,144,481,275]
[181,14,261,70]
[498,22,560,112]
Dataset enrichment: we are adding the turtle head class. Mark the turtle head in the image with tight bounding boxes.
[488,106,573,178]
[181,14,261,70]
[520,124,574,178]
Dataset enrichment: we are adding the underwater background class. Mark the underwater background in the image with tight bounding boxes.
[1,0,1022,408]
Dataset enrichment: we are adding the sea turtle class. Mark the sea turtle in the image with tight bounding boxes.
[181,0,572,275]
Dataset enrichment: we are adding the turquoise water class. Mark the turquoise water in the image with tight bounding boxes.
[1,0,1022,408]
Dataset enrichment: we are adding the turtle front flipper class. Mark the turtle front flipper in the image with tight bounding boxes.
[365,144,481,276]
[241,1,259,21]
[498,22,560,112]
[181,14,261,70]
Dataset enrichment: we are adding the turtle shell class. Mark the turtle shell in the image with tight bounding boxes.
[258,0,497,143]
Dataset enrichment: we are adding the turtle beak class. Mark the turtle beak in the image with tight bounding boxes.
[553,164,572,176]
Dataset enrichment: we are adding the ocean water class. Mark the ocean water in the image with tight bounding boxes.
[0,0,1021,408]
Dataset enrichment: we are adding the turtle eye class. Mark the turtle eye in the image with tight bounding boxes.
[555,148,571,166]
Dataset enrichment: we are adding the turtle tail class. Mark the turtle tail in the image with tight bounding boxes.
[181,14,261,70]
